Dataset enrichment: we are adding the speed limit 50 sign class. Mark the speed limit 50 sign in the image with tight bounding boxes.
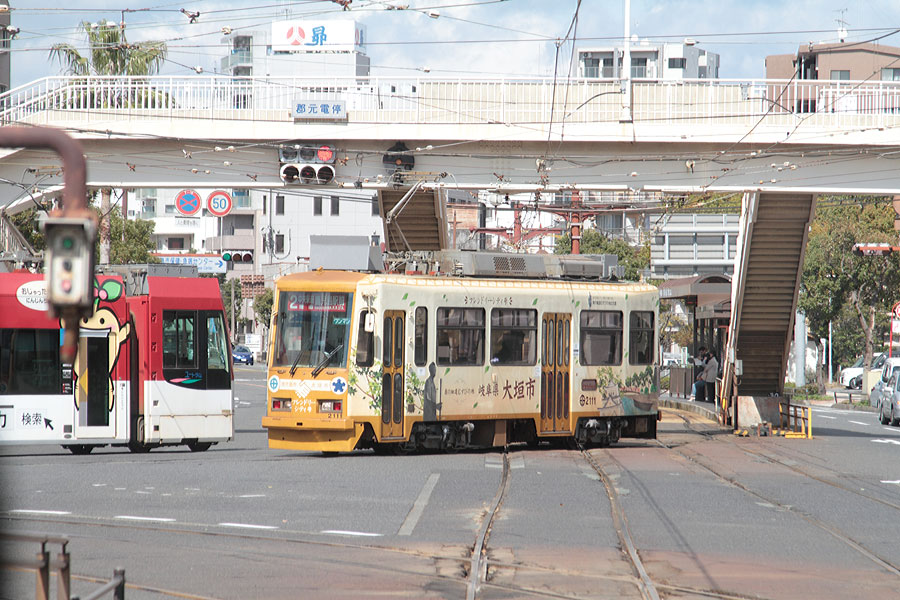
[206,190,233,217]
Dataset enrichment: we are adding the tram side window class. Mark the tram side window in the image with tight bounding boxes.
[580,311,622,366]
[206,313,229,371]
[490,308,536,365]
[414,306,428,366]
[163,311,197,368]
[0,329,61,395]
[436,307,484,366]
[629,311,655,365]
[356,310,374,367]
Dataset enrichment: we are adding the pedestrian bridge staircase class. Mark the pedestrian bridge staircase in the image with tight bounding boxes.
[724,192,815,400]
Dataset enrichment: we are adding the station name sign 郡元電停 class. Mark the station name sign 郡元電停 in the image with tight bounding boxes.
[293,100,347,120]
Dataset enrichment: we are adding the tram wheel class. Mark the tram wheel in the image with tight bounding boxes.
[67,445,94,455]
[188,442,212,452]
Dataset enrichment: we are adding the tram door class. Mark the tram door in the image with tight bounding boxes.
[74,329,116,439]
[381,311,406,440]
[540,313,571,434]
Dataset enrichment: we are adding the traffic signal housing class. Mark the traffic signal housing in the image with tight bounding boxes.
[279,144,336,185]
[42,216,97,316]
[223,251,253,264]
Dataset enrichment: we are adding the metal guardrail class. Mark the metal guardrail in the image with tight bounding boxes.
[4,75,900,131]
[779,403,812,439]
[0,532,125,600]
[832,389,868,404]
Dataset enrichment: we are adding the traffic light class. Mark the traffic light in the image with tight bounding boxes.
[42,216,97,315]
[279,144,336,185]
[223,251,253,264]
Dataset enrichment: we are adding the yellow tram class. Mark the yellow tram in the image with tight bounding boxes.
[262,253,660,453]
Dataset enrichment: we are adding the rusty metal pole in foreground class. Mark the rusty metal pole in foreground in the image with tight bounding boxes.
[0,126,96,362]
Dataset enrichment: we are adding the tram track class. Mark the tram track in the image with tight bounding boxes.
[659,409,900,580]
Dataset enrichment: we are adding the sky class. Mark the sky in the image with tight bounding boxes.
[6,0,900,88]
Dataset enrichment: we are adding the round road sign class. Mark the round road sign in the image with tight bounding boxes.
[175,189,202,216]
[207,190,233,217]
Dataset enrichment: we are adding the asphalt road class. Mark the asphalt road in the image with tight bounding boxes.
[2,368,900,599]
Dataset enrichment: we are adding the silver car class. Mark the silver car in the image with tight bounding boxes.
[880,374,900,426]
[869,357,900,414]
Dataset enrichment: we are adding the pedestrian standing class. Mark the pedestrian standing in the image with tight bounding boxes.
[703,350,719,404]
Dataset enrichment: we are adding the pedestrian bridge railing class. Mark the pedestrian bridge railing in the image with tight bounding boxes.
[4,75,900,134]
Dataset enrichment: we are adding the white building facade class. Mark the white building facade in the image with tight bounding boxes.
[577,42,720,80]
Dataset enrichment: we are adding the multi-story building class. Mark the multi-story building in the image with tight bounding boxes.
[766,42,900,82]
[221,19,369,78]
[577,41,719,80]
[650,212,740,279]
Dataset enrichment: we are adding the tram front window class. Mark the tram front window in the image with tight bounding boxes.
[273,291,352,369]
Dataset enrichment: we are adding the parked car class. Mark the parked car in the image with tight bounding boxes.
[839,353,885,388]
[880,374,900,426]
[232,345,254,365]
[869,356,900,413]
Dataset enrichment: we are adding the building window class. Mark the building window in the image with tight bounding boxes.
[631,58,648,78]
[263,195,267,215]
[882,68,900,81]
[490,308,536,366]
[580,311,622,366]
[583,57,600,78]
[313,196,322,216]
[629,311,655,365]
[168,237,185,250]
[601,58,615,78]
[330,195,340,216]
[275,194,285,215]
[165,204,176,214]
[233,189,251,208]
[831,70,850,80]
[436,307,484,366]
[275,234,284,254]
[371,197,380,216]
[668,57,686,69]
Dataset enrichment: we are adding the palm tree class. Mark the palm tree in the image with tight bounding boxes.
[49,20,167,77]
[49,20,168,265]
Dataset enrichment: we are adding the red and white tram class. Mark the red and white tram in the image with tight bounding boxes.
[0,266,233,453]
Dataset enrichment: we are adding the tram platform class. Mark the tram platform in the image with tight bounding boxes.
[658,392,719,422]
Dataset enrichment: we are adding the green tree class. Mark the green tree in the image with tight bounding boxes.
[253,288,274,328]
[800,201,900,391]
[554,228,649,281]
[49,21,167,77]
[8,208,47,252]
[50,21,167,265]
[107,207,160,264]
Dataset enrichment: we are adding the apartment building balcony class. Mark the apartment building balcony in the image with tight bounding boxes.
[220,49,252,72]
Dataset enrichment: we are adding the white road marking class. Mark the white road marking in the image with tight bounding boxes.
[817,415,836,420]
[114,515,176,522]
[114,488,126,491]
[239,494,266,498]
[135,491,151,495]
[92,483,107,487]
[321,530,383,537]
[849,421,868,426]
[218,522,278,530]
[872,439,900,445]
[884,427,900,433]
[9,509,71,515]
[881,480,900,485]
[398,473,440,536]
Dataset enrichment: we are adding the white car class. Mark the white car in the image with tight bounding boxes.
[839,353,885,389]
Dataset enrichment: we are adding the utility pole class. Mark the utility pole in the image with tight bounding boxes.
[99,188,111,265]
[620,0,633,123]
[571,190,582,254]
